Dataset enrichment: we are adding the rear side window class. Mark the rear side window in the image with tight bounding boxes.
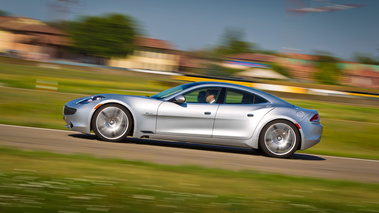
[224,88,268,104]
[254,95,268,104]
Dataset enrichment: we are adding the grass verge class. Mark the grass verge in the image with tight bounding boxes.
[1,86,378,160]
[0,60,379,160]
[0,147,378,213]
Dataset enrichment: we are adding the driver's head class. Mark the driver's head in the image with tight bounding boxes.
[205,90,218,103]
[206,89,218,97]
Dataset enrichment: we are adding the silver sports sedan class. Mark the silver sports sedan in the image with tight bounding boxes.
[63,81,323,158]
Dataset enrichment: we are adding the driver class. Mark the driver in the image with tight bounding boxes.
[205,90,218,104]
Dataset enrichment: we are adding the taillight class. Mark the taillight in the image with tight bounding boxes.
[310,114,319,122]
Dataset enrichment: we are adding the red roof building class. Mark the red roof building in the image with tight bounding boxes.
[134,37,176,51]
[227,53,276,62]
[108,36,180,72]
[0,16,70,59]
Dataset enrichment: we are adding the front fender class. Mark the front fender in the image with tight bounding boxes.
[90,97,163,138]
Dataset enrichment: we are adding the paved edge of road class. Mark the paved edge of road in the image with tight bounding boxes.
[1,123,378,163]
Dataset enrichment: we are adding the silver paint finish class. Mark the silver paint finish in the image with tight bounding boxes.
[212,104,273,140]
[63,82,323,156]
[156,102,219,137]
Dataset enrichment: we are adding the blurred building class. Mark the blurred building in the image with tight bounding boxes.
[278,53,379,88]
[0,16,377,88]
[0,16,70,60]
[276,53,318,81]
[219,52,379,88]
[223,53,289,80]
[223,53,275,69]
[339,62,379,89]
[178,51,208,73]
[217,52,317,80]
[108,37,180,72]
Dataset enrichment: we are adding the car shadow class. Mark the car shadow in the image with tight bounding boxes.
[69,134,98,140]
[290,153,325,161]
[69,134,325,161]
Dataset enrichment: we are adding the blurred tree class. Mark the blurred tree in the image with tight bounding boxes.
[188,29,277,77]
[270,63,291,78]
[314,51,339,63]
[0,10,11,16]
[46,20,73,32]
[204,64,241,77]
[353,53,379,65]
[69,13,138,58]
[216,28,257,56]
[194,28,256,77]
[255,49,277,55]
[313,51,342,85]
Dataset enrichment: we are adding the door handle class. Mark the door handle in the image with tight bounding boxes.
[204,112,211,115]
[247,114,254,117]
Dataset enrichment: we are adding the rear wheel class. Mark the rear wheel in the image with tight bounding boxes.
[259,120,300,158]
[92,104,132,142]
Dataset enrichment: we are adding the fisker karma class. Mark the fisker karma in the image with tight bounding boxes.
[63,81,323,158]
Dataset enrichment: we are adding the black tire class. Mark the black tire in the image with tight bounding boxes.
[92,104,132,142]
[259,120,300,158]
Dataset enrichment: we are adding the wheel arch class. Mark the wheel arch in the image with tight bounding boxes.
[90,102,135,137]
[256,118,303,151]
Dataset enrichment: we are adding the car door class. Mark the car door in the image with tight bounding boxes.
[212,88,274,140]
[156,87,221,138]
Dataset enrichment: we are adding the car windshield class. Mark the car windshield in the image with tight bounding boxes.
[151,82,198,99]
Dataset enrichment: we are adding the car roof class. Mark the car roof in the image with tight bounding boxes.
[182,81,290,105]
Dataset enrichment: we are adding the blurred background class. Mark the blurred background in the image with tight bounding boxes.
[0,0,379,212]
[0,0,378,89]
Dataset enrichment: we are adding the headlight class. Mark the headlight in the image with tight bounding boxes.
[77,95,105,105]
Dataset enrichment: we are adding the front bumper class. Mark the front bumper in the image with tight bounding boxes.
[63,99,98,134]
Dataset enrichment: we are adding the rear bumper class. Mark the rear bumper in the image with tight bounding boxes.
[299,122,323,150]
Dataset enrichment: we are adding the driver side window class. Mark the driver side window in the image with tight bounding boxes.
[183,87,221,104]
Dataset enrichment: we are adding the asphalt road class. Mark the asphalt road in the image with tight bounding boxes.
[1,124,378,183]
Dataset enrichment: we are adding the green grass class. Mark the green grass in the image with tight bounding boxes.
[289,99,379,123]
[285,100,379,159]
[1,86,379,160]
[0,62,176,95]
[0,87,80,129]
[0,147,378,213]
[0,61,379,160]
[299,118,379,159]
[1,59,379,212]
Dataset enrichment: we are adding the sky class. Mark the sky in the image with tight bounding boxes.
[1,0,378,60]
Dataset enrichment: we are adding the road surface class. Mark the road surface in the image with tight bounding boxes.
[1,124,378,183]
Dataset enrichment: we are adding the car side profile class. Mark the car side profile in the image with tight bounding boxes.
[63,81,323,158]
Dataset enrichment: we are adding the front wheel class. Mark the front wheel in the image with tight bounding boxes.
[92,104,132,142]
[259,120,300,158]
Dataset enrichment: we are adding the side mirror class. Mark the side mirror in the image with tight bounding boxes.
[173,95,186,104]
